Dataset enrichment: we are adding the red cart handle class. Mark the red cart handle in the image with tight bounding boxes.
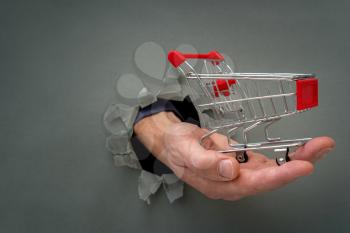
[168,50,224,68]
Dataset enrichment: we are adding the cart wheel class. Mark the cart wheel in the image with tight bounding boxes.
[236,151,249,163]
[275,147,291,166]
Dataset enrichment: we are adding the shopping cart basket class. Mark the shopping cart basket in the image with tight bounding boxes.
[168,50,318,165]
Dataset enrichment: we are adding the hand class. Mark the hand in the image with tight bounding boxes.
[134,112,335,200]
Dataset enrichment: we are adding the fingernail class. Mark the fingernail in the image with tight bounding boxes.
[218,160,234,179]
[316,148,332,160]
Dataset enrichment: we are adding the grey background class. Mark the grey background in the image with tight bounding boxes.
[1,0,349,232]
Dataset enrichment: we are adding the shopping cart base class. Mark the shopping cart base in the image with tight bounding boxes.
[217,138,310,165]
[217,138,311,153]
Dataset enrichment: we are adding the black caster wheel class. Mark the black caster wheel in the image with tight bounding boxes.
[275,147,291,166]
[236,151,249,163]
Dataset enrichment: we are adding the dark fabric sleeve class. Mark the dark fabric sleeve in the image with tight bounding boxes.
[131,96,200,175]
[133,99,184,124]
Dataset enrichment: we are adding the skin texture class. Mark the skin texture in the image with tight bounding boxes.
[134,112,335,200]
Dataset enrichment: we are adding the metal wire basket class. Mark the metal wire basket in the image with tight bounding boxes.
[168,50,318,165]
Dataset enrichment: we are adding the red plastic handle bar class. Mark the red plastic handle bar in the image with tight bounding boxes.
[168,50,224,68]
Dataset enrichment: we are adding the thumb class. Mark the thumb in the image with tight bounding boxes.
[185,140,240,181]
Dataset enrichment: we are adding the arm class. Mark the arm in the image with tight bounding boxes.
[134,112,181,166]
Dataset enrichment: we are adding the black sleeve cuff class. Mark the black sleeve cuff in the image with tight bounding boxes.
[134,98,184,125]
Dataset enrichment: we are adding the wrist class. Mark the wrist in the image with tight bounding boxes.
[134,112,181,165]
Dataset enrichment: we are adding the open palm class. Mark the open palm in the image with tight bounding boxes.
[163,122,335,200]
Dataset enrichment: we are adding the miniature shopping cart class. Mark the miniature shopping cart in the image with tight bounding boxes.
[168,50,318,165]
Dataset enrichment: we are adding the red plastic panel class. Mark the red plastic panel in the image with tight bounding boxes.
[296,78,318,110]
[213,79,236,97]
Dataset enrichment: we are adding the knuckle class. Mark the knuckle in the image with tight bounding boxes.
[191,153,214,170]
